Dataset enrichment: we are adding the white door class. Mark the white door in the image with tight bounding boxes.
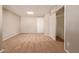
[37,17,44,33]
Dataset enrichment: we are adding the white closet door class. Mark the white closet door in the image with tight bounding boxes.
[37,18,44,33]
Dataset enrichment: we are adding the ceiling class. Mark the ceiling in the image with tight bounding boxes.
[3,5,57,17]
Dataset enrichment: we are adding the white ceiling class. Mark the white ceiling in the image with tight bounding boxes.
[3,5,57,17]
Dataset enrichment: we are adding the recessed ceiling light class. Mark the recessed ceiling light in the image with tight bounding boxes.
[26,11,34,15]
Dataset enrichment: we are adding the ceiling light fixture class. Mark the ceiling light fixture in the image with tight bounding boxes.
[26,11,34,15]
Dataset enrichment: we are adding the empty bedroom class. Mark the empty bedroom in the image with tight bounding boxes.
[0,5,64,53]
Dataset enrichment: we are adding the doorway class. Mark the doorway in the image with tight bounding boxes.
[56,7,64,41]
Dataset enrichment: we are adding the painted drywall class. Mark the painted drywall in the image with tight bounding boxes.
[21,17,44,33]
[65,6,79,52]
[21,17,37,33]
[49,13,56,40]
[44,12,56,40]
[44,13,50,35]
[0,6,2,50]
[56,7,64,39]
[3,8,20,40]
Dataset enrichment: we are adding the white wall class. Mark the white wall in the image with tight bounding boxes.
[49,13,56,40]
[3,9,20,40]
[21,16,44,33]
[44,13,50,35]
[44,12,56,40]
[21,17,37,33]
[65,6,79,52]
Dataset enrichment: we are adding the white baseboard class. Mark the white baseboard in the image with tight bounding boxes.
[3,33,19,41]
[65,49,70,53]
[0,49,5,53]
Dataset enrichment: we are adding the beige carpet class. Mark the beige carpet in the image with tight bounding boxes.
[3,33,64,53]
